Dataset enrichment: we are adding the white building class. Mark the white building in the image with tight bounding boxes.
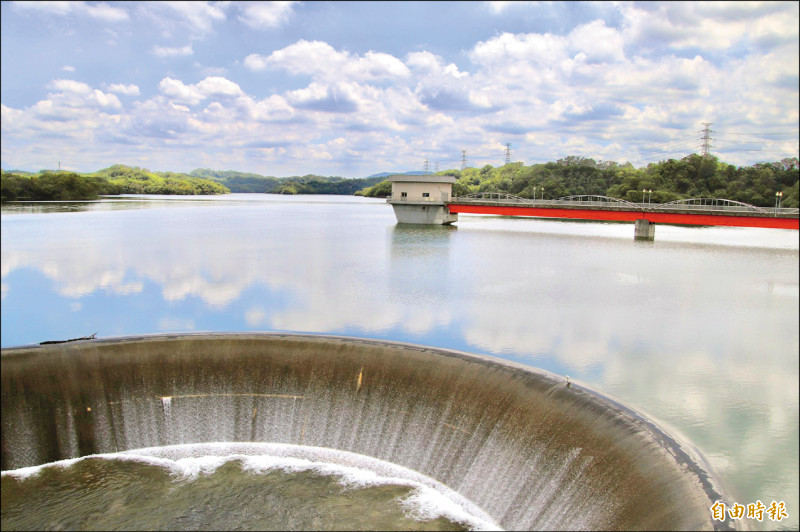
[386,174,458,225]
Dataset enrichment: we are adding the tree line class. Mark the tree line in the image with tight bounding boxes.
[3,155,798,208]
[190,168,384,195]
[1,165,385,202]
[357,154,799,208]
[1,165,229,202]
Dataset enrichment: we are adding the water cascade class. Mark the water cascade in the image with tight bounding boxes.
[1,333,735,530]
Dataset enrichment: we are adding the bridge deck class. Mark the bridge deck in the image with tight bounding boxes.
[446,200,799,230]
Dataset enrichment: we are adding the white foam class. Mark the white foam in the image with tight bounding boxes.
[1,457,83,479]
[1,442,502,531]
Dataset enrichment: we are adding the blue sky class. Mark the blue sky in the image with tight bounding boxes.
[1,1,798,178]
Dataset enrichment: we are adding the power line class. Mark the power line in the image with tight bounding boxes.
[718,131,798,136]
[416,126,795,171]
[626,137,697,155]
[718,147,799,153]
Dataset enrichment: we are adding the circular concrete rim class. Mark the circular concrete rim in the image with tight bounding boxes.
[1,332,737,530]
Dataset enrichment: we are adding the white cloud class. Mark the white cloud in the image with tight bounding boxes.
[1,80,126,169]
[196,77,243,98]
[246,40,410,82]
[107,83,141,96]
[286,82,361,113]
[0,104,24,126]
[234,94,295,122]
[152,44,193,58]
[470,32,568,71]
[158,76,243,105]
[568,19,626,63]
[61,65,75,72]
[407,51,468,79]
[146,1,227,36]
[406,51,485,112]
[158,77,205,105]
[82,2,129,22]
[12,1,74,16]
[89,89,123,110]
[12,1,128,21]
[618,2,796,53]
[237,1,297,29]
[484,1,540,15]
[2,2,798,175]
[41,80,122,113]
[243,53,269,71]
[49,79,93,95]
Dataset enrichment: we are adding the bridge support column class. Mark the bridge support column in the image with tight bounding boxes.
[634,219,655,241]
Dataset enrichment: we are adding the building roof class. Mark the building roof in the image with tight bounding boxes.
[388,174,457,184]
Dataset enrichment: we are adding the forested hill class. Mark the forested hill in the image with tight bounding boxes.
[190,168,384,194]
[93,165,229,195]
[357,154,799,209]
[189,169,280,193]
[1,165,228,202]
[3,155,797,207]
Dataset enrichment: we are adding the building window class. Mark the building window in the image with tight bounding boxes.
[401,192,407,198]
[422,192,430,197]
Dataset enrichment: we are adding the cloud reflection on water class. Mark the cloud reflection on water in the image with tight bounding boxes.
[1,198,798,531]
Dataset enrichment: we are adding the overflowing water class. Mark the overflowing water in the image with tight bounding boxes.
[0,334,731,530]
[2,443,497,531]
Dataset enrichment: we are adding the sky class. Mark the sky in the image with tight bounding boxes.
[1,1,798,178]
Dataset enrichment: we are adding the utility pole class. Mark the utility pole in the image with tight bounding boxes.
[504,143,512,165]
[461,150,467,171]
[699,122,713,158]
[423,159,430,174]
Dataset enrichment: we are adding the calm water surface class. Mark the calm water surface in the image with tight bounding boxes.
[2,194,798,530]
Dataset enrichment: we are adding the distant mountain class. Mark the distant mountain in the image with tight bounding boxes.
[1,169,37,176]
[190,168,384,195]
[365,171,431,178]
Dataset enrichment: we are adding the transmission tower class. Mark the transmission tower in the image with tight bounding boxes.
[461,150,467,170]
[504,143,512,165]
[699,122,713,158]
[434,161,439,173]
[423,159,430,174]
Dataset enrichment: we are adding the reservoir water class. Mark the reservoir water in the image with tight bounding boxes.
[2,443,492,531]
[1,193,798,530]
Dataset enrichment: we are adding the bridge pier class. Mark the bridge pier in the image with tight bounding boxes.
[634,219,655,241]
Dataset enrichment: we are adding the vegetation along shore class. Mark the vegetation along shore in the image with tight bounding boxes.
[2,155,797,209]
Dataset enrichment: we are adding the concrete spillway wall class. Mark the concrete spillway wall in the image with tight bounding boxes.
[1,333,733,530]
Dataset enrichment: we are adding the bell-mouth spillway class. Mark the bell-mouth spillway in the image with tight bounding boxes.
[1,333,735,530]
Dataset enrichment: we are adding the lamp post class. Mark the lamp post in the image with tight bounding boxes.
[775,191,783,211]
[541,187,545,201]
[642,189,646,207]
[648,189,653,205]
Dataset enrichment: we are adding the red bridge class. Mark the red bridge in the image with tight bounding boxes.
[445,194,799,240]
